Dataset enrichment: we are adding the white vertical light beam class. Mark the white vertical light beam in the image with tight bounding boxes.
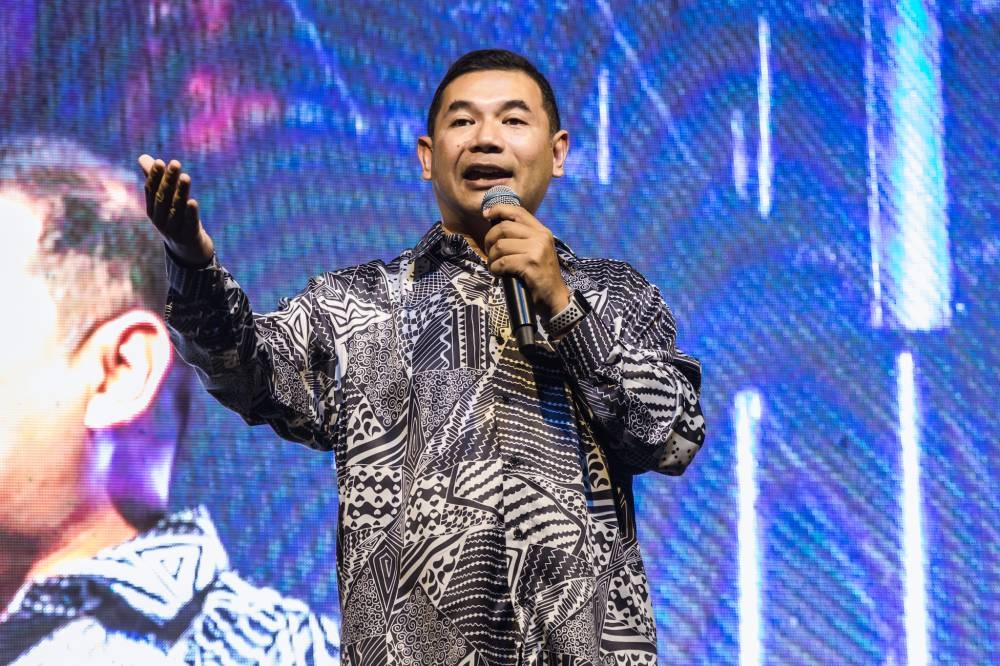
[736,390,763,666]
[598,67,611,186]
[732,109,750,200]
[868,0,952,330]
[863,0,885,327]
[892,0,951,330]
[757,16,773,219]
[897,351,929,666]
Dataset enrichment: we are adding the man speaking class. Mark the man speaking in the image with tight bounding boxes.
[142,49,705,664]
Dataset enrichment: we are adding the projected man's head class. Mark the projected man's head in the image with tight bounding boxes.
[0,137,189,589]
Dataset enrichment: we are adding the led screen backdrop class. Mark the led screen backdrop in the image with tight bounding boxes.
[1,1,997,663]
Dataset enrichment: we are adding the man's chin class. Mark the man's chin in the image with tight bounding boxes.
[442,207,491,231]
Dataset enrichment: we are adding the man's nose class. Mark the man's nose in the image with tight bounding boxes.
[471,121,503,152]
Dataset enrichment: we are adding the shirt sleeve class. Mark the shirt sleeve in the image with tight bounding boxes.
[554,263,705,475]
[163,250,344,450]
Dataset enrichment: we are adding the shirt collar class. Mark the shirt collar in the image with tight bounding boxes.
[4,506,229,626]
[411,222,478,263]
[411,222,578,267]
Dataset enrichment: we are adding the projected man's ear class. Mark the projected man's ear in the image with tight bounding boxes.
[82,310,172,430]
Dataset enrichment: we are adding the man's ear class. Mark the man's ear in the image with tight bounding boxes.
[417,135,434,181]
[551,129,570,178]
[82,310,172,430]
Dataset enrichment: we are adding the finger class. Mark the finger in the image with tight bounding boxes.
[186,199,201,229]
[482,203,518,224]
[487,237,529,264]
[137,154,155,175]
[153,160,181,229]
[489,240,547,275]
[487,254,527,279]
[181,198,202,242]
[484,224,509,253]
[485,219,521,241]
[144,159,165,220]
[484,220,539,253]
[483,204,538,228]
[170,173,192,237]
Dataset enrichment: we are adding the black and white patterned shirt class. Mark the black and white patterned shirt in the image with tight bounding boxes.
[165,223,705,665]
[0,507,340,665]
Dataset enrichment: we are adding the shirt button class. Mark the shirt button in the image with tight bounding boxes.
[509,455,521,467]
[498,394,510,404]
[512,528,524,540]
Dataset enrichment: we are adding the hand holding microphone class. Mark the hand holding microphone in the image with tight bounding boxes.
[481,185,572,349]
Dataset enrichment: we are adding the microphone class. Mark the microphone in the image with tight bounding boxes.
[481,185,538,350]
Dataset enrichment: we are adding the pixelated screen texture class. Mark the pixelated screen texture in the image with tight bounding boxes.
[1,1,997,663]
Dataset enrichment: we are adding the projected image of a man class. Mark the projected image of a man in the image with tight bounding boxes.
[0,137,339,665]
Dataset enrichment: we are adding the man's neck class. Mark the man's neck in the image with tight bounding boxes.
[0,508,139,612]
[441,218,490,261]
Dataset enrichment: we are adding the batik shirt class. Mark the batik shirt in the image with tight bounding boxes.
[0,508,340,665]
[164,223,705,665]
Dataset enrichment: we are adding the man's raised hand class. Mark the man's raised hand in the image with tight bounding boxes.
[138,155,214,267]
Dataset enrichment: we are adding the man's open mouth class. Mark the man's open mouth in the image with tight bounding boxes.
[463,165,514,183]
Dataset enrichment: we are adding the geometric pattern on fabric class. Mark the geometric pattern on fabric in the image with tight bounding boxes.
[412,368,479,440]
[404,461,503,543]
[339,464,402,533]
[387,586,473,666]
[0,508,340,665]
[349,319,407,428]
[546,601,602,663]
[341,566,387,643]
[436,530,518,666]
[166,222,706,665]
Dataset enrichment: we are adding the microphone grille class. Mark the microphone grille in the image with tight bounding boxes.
[481,185,521,211]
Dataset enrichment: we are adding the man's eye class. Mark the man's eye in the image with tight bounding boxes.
[451,118,473,127]
[504,117,527,125]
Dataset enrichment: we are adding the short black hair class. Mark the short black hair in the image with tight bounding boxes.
[0,135,192,445]
[0,135,167,351]
[426,49,561,137]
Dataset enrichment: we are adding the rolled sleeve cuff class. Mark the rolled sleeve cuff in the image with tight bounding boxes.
[165,247,224,300]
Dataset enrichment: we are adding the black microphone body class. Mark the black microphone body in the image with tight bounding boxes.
[481,185,538,350]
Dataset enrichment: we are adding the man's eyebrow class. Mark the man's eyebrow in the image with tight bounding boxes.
[444,99,534,115]
[498,99,532,113]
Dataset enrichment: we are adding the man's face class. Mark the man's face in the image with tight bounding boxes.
[0,192,94,538]
[419,69,569,229]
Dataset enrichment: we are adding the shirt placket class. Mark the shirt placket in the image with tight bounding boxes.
[485,277,533,651]
[452,253,532,655]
